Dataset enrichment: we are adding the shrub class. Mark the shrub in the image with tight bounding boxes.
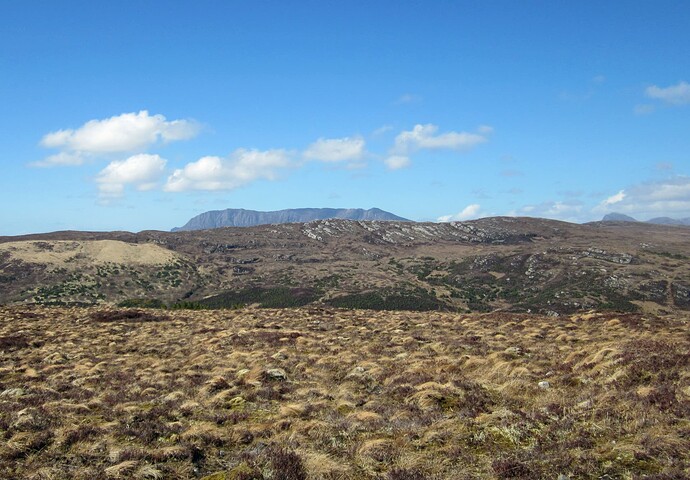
[90,309,169,322]
[0,334,30,350]
[387,467,428,480]
[117,298,166,309]
[200,287,320,309]
[266,447,306,480]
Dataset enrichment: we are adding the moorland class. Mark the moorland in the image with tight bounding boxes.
[1,306,688,479]
[1,217,689,479]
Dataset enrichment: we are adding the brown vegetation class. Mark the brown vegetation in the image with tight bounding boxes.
[1,305,689,479]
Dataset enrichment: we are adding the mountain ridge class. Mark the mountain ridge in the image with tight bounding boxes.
[602,212,690,226]
[172,207,409,231]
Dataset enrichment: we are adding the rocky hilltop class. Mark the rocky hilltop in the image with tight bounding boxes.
[172,207,409,231]
[1,217,689,314]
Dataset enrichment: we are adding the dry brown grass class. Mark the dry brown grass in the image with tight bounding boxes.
[1,305,689,479]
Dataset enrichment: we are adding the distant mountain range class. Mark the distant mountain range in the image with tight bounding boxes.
[602,213,690,226]
[172,207,410,231]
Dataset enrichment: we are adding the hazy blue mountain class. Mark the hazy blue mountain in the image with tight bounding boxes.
[602,213,690,226]
[602,213,638,222]
[172,208,410,231]
[647,217,690,226]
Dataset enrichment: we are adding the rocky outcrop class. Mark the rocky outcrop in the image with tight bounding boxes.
[583,247,633,264]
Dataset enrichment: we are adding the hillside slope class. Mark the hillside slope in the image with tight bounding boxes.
[1,217,689,314]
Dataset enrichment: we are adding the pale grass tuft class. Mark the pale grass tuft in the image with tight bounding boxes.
[357,438,396,470]
[180,421,226,444]
[104,460,138,478]
[162,390,186,403]
[28,467,59,480]
[279,402,307,417]
[299,449,350,478]
[347,410,383,423]
[134,464,163,480]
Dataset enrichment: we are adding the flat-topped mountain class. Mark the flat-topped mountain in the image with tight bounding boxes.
[172,207,409,231]
[1,217,689,314]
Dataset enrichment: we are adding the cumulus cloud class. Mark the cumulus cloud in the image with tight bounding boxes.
[303,136,365,163]
[437,204,483,222]
[593,176,690,218]
[393,124,490,155]
[96,154,167,198]
[602,190,626,206]
[35,110,200,166]
[384,155,411,170]
[645,81,690,105]
[164,149,291,192]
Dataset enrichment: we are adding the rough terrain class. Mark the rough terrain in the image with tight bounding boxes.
[1,217,689,315]
[1,306,688,479]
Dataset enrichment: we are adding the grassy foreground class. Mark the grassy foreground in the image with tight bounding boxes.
[1,306,689,479]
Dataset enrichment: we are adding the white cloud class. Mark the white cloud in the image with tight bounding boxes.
[96,154,167,198]
[437,204,483,222]
[593,176,690,218]
[37,110,200,166]
[384,155,411,170]
[645,81,690,105]
[393,124,490,155]
[30,152,85,167]
[303,136,365,163]
[164,148,291,192]
[372,125,394,137]
[602,190,625,206]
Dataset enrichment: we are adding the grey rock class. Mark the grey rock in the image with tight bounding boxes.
[264,368,288,381]
[504,346,523,357]
[0,387,25,398]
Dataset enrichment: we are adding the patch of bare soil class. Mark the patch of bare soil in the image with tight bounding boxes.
[0,240,179,267]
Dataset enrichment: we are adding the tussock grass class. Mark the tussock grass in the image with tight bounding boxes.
[0,306,689,479]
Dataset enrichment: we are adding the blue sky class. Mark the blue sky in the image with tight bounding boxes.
[2,1,689,234]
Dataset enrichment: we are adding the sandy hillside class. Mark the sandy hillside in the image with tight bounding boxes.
[0,240,179,267]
